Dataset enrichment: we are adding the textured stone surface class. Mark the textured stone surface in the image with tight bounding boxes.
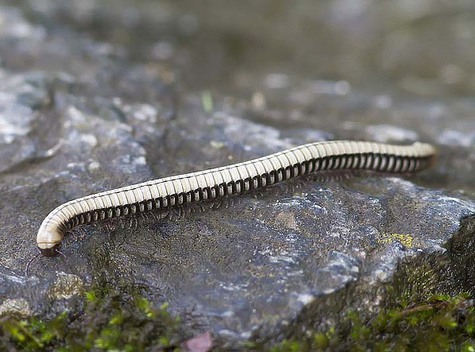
[0,1,474,348]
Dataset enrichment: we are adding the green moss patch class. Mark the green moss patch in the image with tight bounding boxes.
[268,293,475,352]
[2,290,475,351]
[0,287,182,351]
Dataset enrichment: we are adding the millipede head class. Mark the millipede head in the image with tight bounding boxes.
[38,243,62,257]
[37,224,65,257]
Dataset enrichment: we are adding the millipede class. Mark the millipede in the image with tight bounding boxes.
[36,140,436,256]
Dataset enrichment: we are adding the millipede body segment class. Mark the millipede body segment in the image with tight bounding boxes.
[36,140,436,256]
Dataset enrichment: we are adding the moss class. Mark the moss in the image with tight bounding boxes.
[2,290,475,351]
[268,293,475,352]
[0,286,182,351]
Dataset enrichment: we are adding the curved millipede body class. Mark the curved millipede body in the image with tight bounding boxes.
[37,140,436,256]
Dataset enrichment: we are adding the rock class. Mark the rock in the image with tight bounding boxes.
[0,1,474,349]
[0,298,31,317]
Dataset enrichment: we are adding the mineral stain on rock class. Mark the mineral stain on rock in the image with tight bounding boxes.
[0,1,474,349]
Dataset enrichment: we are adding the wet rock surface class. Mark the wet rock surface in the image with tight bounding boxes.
[0,0,474,348]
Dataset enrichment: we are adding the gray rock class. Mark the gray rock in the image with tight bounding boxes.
[0,1,474,349]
